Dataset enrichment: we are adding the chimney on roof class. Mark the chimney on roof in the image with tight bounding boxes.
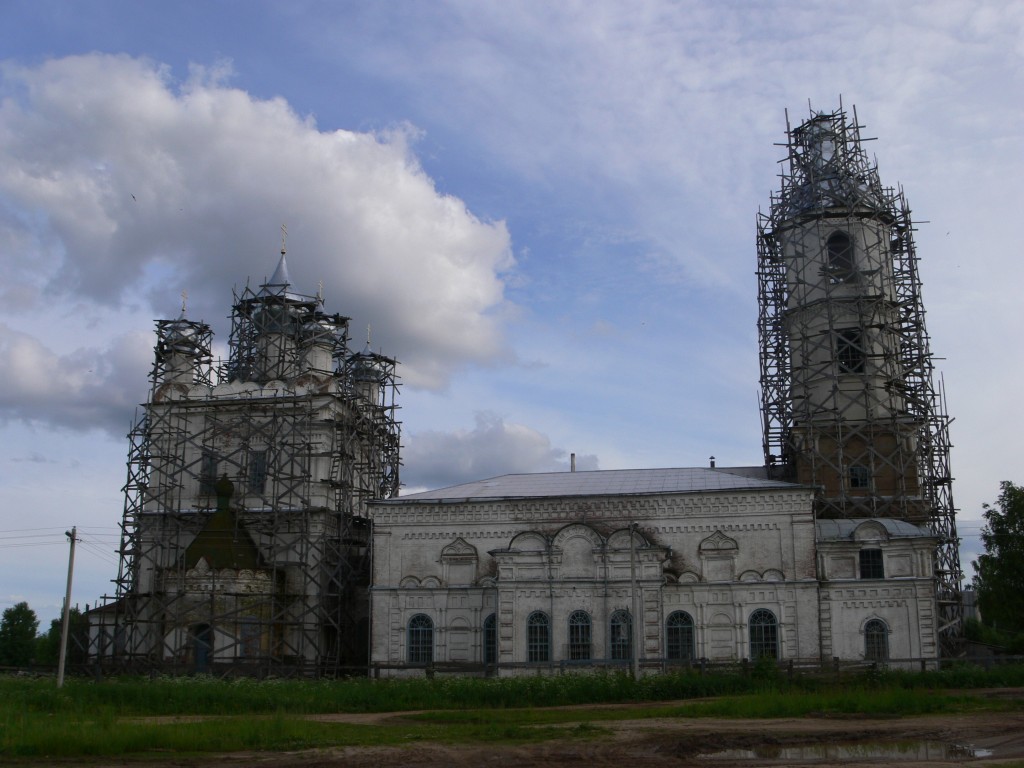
[709,456,716,468]
[571,453,576,472]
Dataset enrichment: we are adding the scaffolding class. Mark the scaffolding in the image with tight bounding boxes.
[104,253,400,676]
[756,105,962,654]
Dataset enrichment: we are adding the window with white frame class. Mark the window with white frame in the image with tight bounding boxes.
[609,610,632,661]
[407,614,433,665]
[749,609,779,660]
[666,611,696,661]
[864,618,889,661]
[568,610,592,661]
[526,611,549,663]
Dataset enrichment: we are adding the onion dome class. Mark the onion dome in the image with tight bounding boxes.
[352,341,386,385]
[162,311,203,354]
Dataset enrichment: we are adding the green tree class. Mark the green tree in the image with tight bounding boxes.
[972,481,1024,635]
[35,607,88,666]
[0,601,40,666]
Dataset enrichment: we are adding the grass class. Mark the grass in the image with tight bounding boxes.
[2,664,1023,759]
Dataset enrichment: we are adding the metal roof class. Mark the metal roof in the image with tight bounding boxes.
[816,518,933,540]
[258,252,309,302]
[384,466,802,504]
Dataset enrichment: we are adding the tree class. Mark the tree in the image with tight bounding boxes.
[35,607,88,666]
[0,601,40,666]
[972,481,1024,635]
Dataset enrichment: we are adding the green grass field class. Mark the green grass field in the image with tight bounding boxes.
[2,664,1023,758]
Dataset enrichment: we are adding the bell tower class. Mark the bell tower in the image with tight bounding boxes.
[756,104,962,651]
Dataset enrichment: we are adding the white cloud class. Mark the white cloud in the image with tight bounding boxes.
[0,53,515,401]
[0,323,150,433]
[402,411,598,490]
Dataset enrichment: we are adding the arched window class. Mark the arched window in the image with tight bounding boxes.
[407,614,433,665]
[568,610,592,661]
[749,609,779,660]
[826,231,854,282]
[666,611,696,661]
[483,613,497,665]
[864,618,889,661]
[609,610,633,661]
[526,611,550,663]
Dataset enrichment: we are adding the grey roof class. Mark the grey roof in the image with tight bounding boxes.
[266,252,293,287]
[816,518,934,540]
[259,252,307,302]
[385,466,801,504]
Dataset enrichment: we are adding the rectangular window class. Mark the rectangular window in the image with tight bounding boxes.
[483,614,497,665]
[239,619,261,658]
[247,450,268,494]
[859,549,885,580]
[199,450,218,495]
[837,329,865,373]
[849,465,871,490]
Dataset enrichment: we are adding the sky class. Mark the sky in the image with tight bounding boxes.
[0,0,1020,627]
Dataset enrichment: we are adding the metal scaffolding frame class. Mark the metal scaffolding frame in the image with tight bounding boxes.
[105,255,400,676]
[756,105,962,654]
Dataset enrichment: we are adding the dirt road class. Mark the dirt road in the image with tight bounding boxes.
[299,710,1024,767]
[92,706,1024,768]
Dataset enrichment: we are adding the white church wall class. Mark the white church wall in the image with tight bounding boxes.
[368,483,827,675]
[816,519,939,666]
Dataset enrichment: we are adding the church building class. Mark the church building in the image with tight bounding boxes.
[368,467,939,673]
[367,105,958,674]
[93,247,401,675]
[92,105,959,675]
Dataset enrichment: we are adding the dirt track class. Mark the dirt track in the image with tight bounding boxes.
[293,710,1024,768]
[37,694,1024,767]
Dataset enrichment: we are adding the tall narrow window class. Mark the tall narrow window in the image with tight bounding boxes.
[837,328,865,373]
[609,610,632,661]
[859,549,885,579]
[199,451,218,495]
[526,611,550,663]
[749,609,779,660]
[826,231,854,282]
[568,610,592,661]
[247,449,268,494]
[407,614,433,665]
[666,611,696,661]
[238,618,261,658]
[483,613,497,665]
[864,619,889,661]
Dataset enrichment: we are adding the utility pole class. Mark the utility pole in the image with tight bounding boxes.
[57,526,77,689]
[629,522,639,680]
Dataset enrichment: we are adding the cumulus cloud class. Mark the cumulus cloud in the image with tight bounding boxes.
[402,412,598,491]
[0,53,514,398]
[0,323,151,434]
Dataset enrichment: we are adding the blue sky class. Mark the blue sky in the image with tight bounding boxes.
[1,0,1021,624]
